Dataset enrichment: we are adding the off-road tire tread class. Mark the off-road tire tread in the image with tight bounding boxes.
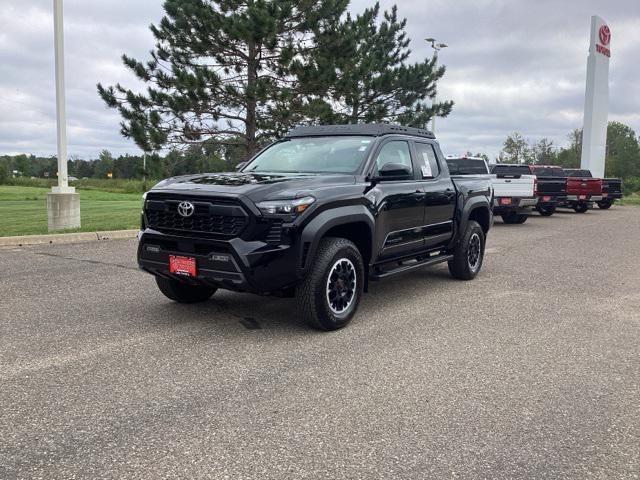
[448,220,485,280]
[297,237,363,331]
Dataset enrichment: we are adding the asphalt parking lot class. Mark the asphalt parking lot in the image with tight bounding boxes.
[1,207,639,479]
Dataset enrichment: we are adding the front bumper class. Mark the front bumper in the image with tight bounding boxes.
[137,229,302,293]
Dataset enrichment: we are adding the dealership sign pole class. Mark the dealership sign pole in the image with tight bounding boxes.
[48,0,80,231]
[580,15,611,179]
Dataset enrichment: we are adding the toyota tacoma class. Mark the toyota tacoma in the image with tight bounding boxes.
[138,124,493,330]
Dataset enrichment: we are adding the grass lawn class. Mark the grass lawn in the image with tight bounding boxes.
[0,186,141,237]
[620,193,640,206]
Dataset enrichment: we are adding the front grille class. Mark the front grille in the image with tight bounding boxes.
[145,196,248,237]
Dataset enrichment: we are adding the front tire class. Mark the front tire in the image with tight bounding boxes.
[573,203,589,213]
[155,277,216,303]
[597,199,612,209]
[448,220,485,280]
[297,237,364,331]
[501,213,528,224]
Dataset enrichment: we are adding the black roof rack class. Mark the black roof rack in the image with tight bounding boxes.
[285,123,435,139]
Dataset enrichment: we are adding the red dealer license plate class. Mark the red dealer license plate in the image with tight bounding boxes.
[542,196,551,202]
[578,195,587,200]
[499,197,512,205]
[169,255,197,277]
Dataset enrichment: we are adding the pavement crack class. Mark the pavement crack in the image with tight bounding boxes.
[32,251,138,271]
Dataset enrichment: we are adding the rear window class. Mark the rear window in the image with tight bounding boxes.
[445,158,488,175]
[491,165,531,175]
[564,169,592,178]
[531,167,565,177]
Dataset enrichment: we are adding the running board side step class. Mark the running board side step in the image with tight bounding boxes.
[370,254,454,280]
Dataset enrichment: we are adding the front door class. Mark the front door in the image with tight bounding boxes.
[370,139,426,260]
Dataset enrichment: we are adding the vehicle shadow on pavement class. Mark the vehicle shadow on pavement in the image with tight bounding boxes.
[136,266,453,334]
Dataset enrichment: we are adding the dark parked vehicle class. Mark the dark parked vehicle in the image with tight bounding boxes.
[600,178,623,209]
[527,165,567,216]
[138,124,493,330]
[561,169,603,213]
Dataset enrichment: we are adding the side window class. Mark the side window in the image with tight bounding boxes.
[414,142,440,179]
[375,141,413,176]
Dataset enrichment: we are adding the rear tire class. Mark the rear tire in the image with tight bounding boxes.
[501,213,528,224]
[448,220,485,280]
[155,277,216,303]
[573,203,589,213]
[537,205,555,216]
[597,200,612,209]
[297,237,364,331]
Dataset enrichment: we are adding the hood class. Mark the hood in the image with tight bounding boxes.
[149,171,357,201]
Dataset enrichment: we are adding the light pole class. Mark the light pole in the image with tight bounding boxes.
[425,37,447,133]
[48,0,80,231]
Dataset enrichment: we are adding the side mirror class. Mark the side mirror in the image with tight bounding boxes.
[235,162,248,171]
[375,162,413,180]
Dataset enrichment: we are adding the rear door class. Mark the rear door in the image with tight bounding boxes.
[412,141,456,248]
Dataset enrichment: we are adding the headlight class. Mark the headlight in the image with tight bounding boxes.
[256,196,315,217]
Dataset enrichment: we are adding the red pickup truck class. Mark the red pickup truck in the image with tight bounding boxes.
[561,169,603,213]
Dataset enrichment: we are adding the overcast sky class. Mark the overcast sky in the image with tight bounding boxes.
[1,0,638,160]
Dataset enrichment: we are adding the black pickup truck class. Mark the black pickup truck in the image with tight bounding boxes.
[527,165,567,216]
[600,178,623,209]
[138,124,493,330]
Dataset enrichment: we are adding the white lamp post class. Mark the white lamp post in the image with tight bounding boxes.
[425,37,447,134]
[48,0,80,231]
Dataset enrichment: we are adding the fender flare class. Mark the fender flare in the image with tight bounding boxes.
[298,205,375,274]
[451,197,491,247]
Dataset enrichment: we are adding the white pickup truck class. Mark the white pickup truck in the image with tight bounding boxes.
[445,157,538,224]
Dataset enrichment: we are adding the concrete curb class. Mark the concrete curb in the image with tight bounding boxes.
[0,230,138,247]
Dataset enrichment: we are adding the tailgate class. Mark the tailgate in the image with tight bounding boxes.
[536,178,566,195]
[567,178,602,195]
[603,179,622,195]
[492,175,536,197]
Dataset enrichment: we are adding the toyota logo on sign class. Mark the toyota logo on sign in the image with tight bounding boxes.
[177,201,195,217]
[599,25,611,46]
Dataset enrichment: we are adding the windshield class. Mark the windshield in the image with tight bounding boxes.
[244,136,373,174]
[446,158,488,175]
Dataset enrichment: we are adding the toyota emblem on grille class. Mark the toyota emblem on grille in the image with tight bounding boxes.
[177,201,195,217]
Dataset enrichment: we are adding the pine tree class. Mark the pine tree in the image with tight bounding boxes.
[301,2,453,127]
[98,0,347,160]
